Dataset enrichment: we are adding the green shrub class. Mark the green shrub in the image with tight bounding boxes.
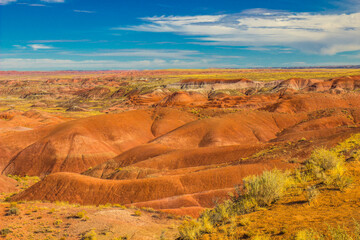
[305,186,320,204]
[231,194,257,215]
[242,169,290,206]
[295,229,321,240]
[252,235,270,240]
[133,210,142,216]
[178,169,290,240]
[333,133,360,161]
[81,229,97,240]
[53,219,63,226]
[7,207,20,216]
[329,165,353,191]
[0,228,12,237]
[10,202,17,208]
[328,226,353,240]
[305,148,352,191]
[198,210,214,234]
[306,148,342,175]
[76,211,87,219]
[178,219,202,240]
[294,221,360,240]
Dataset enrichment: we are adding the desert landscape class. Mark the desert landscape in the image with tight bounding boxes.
[2,0,360,238]
[1,68,360,239]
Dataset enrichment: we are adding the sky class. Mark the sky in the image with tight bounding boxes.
[1,0,360,70]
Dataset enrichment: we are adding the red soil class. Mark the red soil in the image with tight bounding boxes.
[2,108,196,176]
[12,159,292,212]
[0,175,17,193]
[151,111,304,148]
[2,110,156,176]
[158,91,208,107]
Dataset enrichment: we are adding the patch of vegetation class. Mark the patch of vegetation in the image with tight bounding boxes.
[133,210,142,216]
[7,202,20,216]
[140,207,157,213]
[53,219,63,226]
[333,133,360,162]
[305,186,320,205]
[178,133,360,239]
[305,148,352,191]
[241,169,292,207]
[7,174,40,190]
[295,221,360,240]
[113,204,127,209]
[81,229,97,240]
[0,228,12,237]
[69,210,89,220]
[178,170,291,239]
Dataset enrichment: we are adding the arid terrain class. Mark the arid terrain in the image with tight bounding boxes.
[1,68,360,239]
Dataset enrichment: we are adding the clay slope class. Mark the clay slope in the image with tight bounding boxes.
[13,159,292,208]
[0,110,66,133]
[307,75,360,92]
[2,108,195,176]
[262,93,360,113]
[0,175,17,193]
[0,125,57,171]
[274,78,323,91]
[158,91,208,107]
[2,111,154,176]
[151,111,305,149]
[84,143,267,179]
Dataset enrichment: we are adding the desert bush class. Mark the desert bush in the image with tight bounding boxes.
[305,186,320,204]
[53,219,63,226]
[133,210,142,216]
[329,165,353,191]
[76,211,87,218]
[0,228,12,237]
[10,202,17,208]
[113,204,126,209]
[305,148,352,191]
[295,229,321,240]
[209,200,232,224]
[242,169,290,206]
[178,219,202,240]
[71,210,88,220]
[333,133,360,161]
[81,229,97,240]
[231,194,258,215]
[328,226,353,240]
[306,148,342,175]
[160,230,167,240]
[178,170,290,240]
[252,235,270,240]
[294,221,360,240]
[7,207,20,216]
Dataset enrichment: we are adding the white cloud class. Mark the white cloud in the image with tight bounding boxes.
[29,39,89,43]
[13,45,27,49]
[73,10,95,13]
[0,0,16,5]
[28,4,46,7]
[117,10,360,55]
[28,44,54,50]
[65,49,200,59]
[0,58,236,70]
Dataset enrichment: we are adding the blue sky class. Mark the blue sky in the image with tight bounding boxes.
[1,0,360,70]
